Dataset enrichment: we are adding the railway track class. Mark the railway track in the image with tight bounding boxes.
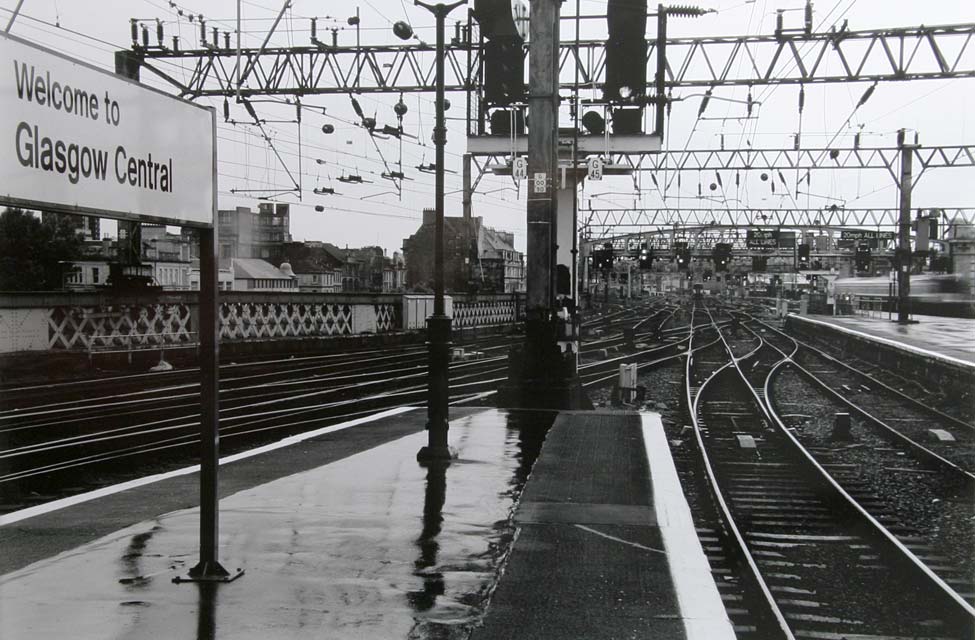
[684,305,975,638]
[743,314,975,471]
[0,300,679,512]
[724,315,975,607]
[0,333,517,506]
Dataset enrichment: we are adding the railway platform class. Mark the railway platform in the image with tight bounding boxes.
[0,406,732,639]
[795,313,975,367]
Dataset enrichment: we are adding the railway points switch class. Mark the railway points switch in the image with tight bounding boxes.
[927,429,956,443]
[451,348,485,361]
[617,363,639,404]
[623,327,635,348]
[736,435,757,449]
[831,413,853,441]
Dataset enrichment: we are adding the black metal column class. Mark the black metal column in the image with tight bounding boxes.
[416,0,466,464]
[186,225,230,579]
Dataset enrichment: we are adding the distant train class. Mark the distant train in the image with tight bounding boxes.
[831,274,970,298]
[830,274,974,318]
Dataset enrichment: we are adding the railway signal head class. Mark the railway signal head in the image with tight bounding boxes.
[712,243,732,272]
[474,1,528,107]
[798,243,811,267]
[855,244,872,271]
[676,248,691,271]
[639,243,653,269]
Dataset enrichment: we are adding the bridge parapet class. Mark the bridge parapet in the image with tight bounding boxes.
[0,291,524,354]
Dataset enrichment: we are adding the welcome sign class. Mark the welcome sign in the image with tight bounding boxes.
[1,32,215,227]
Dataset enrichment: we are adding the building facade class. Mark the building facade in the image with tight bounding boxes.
[211,202,292,262]
[403,210,524,293]
[279,241,345,293]
[142,225,192,290]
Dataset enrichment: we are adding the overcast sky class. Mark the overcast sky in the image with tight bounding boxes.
[3,0,973,255]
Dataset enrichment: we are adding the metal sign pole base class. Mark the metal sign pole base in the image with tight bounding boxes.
[173,562,245,584]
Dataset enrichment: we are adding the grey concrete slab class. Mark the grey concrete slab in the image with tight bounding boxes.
[471,410,692,640]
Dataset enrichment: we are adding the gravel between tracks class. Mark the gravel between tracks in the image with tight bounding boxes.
[772,366,975,582]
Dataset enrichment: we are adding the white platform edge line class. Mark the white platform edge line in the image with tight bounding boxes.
[641,413,736,640]
[0,406,418,527]
[792,314,975,370]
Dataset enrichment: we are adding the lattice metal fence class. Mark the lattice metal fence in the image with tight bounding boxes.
[452,297,520,329]
[47,304,193,350]
[219,302,354,340]
[23,294,518,354]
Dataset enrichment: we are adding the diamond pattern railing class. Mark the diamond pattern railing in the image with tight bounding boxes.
[22,294,520,354]
[47,304,193,350]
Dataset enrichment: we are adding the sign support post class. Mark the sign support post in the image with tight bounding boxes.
[178,222,242,582]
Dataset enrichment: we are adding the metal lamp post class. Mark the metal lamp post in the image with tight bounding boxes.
[411,0,466,464]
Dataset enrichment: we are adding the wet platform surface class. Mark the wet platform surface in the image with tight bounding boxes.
[0,407,730,639]
[799,314,975,366]
[472,410,734,640]
[0,407,556,639]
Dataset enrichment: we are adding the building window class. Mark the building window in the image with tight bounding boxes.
[91,267,100,284]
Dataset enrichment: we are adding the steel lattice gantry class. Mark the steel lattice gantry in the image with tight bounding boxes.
[470,144,975,183]
[581,223,951,258]
[132,22,975,98]
[463,143,975,237]
[606,144,975,182]
[580,207,975,240]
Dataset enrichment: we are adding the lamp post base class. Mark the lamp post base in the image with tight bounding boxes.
[420,314,453,462]
[416,445,456,466]
[173,561,245,584]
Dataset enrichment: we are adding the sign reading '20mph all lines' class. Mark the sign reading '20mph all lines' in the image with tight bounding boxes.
[1,32,215,227]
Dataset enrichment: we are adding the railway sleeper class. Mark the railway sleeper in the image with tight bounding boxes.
[747,519,840,528]
[759,560,828,569]
[728,490,820,499]
[766,573,803,581]
[730,496,822,504]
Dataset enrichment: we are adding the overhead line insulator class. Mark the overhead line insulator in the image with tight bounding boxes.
[857,82,877,109]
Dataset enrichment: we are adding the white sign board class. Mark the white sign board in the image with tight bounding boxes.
[587,157,604,181]
[1,33,215,227]
[533,172,547,194]
[512,156,527,181]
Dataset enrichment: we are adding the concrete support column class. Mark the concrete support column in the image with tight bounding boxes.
[897,142,917,324]
[499,0,588,410]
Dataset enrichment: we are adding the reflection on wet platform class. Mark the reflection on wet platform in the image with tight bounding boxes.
[0,408,555,639]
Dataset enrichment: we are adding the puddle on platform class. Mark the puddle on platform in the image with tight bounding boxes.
[0,409,555,639]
